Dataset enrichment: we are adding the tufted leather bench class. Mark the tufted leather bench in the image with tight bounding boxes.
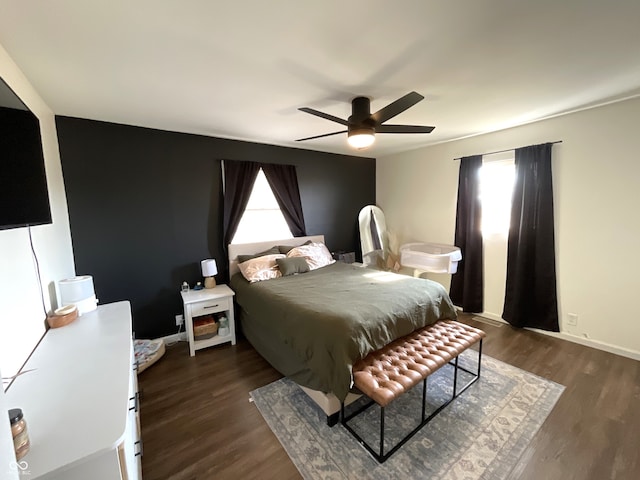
[341,320,486,463]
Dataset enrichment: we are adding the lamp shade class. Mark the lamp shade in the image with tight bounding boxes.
[201,259,218,277]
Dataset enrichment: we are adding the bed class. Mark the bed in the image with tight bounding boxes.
[229,235,458,422]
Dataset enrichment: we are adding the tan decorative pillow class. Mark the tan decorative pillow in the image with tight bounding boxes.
[286,242,335,270]
[238,254,285,282]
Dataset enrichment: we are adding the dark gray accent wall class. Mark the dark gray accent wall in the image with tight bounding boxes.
[55,116,375,338]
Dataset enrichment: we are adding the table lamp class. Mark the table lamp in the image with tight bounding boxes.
[201,259,218,288]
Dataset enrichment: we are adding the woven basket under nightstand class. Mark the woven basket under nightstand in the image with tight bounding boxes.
[194,317,218,339]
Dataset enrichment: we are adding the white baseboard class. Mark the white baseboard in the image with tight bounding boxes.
[471,311,507,324]
[531,329,640,361]
[457,307,640,361]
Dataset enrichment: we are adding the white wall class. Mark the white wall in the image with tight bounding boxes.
[0,44,75,382]
[378,96,640,359]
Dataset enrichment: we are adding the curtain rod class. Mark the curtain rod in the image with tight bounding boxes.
[453,140,563,161]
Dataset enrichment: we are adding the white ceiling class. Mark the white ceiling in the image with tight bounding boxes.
[1,0,640,158]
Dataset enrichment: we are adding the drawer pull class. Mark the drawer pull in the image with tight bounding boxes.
[129,391,140,412]
[203,304,219,309]
[135,439,143,457]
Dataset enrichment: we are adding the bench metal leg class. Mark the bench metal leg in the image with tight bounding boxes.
[380,407,385,458]
[421,378,427,422]
[452,338,483,399]
[342,339,484,463]
[453,355,459,398]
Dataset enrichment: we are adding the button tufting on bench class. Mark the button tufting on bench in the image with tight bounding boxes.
[352,320,486,407]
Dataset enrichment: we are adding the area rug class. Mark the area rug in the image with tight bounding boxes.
[250,352,564,480]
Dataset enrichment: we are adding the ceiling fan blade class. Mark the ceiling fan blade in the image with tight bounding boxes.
[376,124,435,134]
[371,91,424,124]
[299,107,349,126]
[296,130,347,142]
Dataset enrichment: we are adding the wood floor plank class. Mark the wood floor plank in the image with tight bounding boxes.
[138,314,640,479]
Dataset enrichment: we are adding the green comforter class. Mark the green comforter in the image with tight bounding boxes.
[231,262,457,401]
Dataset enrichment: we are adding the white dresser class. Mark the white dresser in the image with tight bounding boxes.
[1,367,19,480]
[4,301,141,479]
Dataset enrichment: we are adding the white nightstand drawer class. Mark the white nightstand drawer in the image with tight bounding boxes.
[191,297,230,317]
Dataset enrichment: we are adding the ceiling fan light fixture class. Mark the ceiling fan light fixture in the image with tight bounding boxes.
[348,128,375,149]
[297,91,432,147]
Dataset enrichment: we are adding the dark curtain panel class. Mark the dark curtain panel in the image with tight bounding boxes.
[222,160,261,248]
[449,155,484,312]
[502,143,559,331]
[262,163,307,237]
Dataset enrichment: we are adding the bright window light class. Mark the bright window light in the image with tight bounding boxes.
[479,159,515,236]
[231,169,294,244]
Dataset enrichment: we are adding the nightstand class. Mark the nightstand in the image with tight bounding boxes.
[332,251,356,263]
[181,284,236,356]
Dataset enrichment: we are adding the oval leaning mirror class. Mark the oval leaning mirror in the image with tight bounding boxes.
[358,205,388,267]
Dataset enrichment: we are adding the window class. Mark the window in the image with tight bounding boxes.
[231,168,293,244]
[479,157,515,236]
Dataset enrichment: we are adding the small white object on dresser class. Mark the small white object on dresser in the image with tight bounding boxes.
[181,284,236,356]
[4,301,141,480]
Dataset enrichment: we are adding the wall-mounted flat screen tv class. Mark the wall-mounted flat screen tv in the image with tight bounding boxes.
[0,76,52,230]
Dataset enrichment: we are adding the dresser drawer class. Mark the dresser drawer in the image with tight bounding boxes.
[191,297,230,318]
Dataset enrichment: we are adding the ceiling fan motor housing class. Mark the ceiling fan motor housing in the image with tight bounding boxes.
[348,96,375,135]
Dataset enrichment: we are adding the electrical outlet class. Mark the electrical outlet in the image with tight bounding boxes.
[566,313,578,327]
[175,314,184,326]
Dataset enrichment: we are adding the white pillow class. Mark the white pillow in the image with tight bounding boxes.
[238,254,285,282]
[286,242,335,270]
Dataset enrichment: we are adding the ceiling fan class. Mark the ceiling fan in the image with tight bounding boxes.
[296,91,434,149]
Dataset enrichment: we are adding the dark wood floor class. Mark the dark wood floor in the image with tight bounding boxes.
[138,314,640,480]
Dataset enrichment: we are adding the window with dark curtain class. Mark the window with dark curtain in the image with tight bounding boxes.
[449,155,484,312]
[222,160,306,248]
[261,163,306,237]
[502,143,559,331]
